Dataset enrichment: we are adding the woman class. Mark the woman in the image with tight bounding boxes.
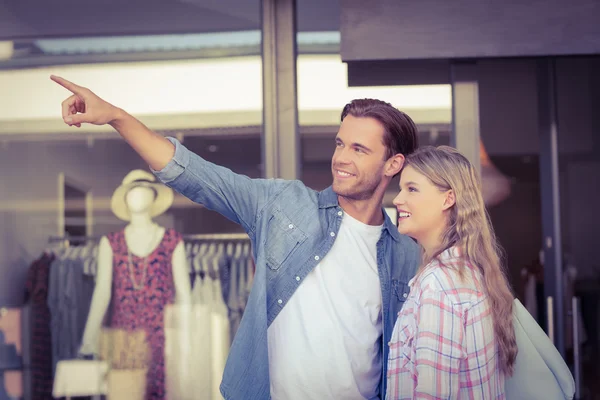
[387,146,517,399]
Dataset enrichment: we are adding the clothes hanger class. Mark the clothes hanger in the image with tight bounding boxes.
[76,244,88,260]
[80,244,91,259]
[77,245,90,274]
[185,242,193,260]
[193,243,208,276]
[212,243,225,280]
[184,242,193,274]
[60,244,72,260]
[234,242,243,260]
[189,243,200,274]
[226,242,235,259]
[203,243,217,280]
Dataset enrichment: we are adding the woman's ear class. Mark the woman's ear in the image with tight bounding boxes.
[442,190,455,210]
[385,154,405,177]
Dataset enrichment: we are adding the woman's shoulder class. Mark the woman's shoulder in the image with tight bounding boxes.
[415,249,486,307]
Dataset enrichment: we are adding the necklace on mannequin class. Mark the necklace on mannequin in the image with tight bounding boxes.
[126,226,161,291]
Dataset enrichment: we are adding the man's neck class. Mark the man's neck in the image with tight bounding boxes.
[338,195,385,226]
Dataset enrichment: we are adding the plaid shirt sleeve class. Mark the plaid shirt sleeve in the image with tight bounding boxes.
[413,288,466,399]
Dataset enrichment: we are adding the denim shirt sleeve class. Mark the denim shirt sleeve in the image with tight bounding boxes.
[152,137,289,234]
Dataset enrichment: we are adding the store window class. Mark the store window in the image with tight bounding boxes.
[0,1,263,398]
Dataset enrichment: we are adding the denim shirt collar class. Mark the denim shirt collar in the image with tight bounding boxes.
[318,186,401,243]
[382,212,401,242]
[317,186,339,209]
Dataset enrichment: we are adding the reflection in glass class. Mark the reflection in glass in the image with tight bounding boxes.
[1,2,264,399]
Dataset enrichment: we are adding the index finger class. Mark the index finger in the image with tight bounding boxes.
[50,75,84,95]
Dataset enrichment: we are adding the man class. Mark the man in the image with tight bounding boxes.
[51,75,421,400]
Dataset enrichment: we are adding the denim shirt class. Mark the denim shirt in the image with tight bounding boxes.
[154,137,420,400]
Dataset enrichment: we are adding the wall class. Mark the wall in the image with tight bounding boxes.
[341,0,600,61]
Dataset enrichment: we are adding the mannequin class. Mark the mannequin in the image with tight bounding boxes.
[80,170,191,400]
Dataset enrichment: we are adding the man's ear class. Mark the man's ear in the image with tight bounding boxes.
[385,154,405,177]
[442,190,456,210]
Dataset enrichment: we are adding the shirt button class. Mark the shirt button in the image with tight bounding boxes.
[288,224,294,229]
[277,299,283,305]
[295,276,300,281]
[330,232,335,237]
[314,255,320,261]
[337,211,343,216]
[403,293,408,298]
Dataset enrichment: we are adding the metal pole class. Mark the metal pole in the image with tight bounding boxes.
[450,62,481,177]
[261,0,300,180]
[537,57,565,356]
[572,297,581,399]
[547,296,555,343]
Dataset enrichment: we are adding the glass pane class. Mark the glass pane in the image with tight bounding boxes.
[0,1,262,399]
[555,56,600,398]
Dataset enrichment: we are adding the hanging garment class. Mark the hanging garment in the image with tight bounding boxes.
[202,245,227,400]
[208,274,230,400]
[24,253,54,400]
[47,256,71,373]
[192,276,213,398]
[167,239,253,399]
[165,263,213,400]
[105,228,181,400]
[47,255,95,374]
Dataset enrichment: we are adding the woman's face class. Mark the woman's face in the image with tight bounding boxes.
[392,166,452,243]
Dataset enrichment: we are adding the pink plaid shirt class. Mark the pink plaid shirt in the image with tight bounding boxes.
[386,247,506,399]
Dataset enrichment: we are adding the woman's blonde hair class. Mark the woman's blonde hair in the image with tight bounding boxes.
[405,145,517,376]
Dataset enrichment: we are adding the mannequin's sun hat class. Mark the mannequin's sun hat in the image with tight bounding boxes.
[110,169,174,221]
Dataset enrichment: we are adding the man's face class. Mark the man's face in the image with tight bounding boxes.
[331,115,389,200]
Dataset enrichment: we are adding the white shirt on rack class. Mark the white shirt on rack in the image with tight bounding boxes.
[209,274,230,400]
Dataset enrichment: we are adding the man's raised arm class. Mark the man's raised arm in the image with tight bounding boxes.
[49,75,291,234]
[51,75,174,171]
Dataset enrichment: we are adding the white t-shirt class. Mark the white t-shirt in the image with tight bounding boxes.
[267,212,383,400]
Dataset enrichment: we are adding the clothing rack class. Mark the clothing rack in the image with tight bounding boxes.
[48,233,250,243]
[183,233,249,241]
[48,236,99,243]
